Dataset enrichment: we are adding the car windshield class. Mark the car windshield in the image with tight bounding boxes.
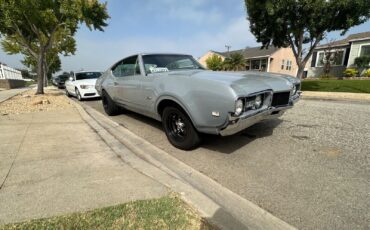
[75,72,101,80]
[142,54,204,74]
[59,74,69,81]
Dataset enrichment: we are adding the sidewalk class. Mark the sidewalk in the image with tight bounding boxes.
[302,91,370,102]
[0,106,167,224]
[0,88,30,103]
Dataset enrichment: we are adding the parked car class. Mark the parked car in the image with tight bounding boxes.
[52,74,69,88]
[95,53,301,150]
[65,71,102,100]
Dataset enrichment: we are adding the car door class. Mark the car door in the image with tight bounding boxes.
[111,55,142,108]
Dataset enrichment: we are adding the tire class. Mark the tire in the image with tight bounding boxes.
[65,88,71,97]
[101,90,120,116]
[162,106,201,150]
[75,88,82,101]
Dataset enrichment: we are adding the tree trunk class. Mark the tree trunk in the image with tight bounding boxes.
[296,64,305,79]
[36,51,45,95]
[43,60,48,87]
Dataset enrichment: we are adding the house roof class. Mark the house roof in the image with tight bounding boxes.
[212,46,279,59]
[316,31,370,48]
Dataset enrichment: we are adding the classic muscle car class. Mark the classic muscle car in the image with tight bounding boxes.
[95,53,301,150]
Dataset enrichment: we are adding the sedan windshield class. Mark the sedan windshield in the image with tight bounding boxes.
[142,54,204,74]
[75,72,101,80]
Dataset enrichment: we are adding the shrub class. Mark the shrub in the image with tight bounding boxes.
[343,68,358,78]
[354,56,370,68]
[364,69,370,77]
[205,54,223,71]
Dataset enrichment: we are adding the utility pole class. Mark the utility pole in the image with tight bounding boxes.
[225,45,231,57]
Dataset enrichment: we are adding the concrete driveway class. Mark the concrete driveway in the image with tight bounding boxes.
[81,98,370,230]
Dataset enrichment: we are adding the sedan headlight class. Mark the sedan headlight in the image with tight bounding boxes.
[291,84,296,96]
[80,85,94,89]
[234,99,244,116]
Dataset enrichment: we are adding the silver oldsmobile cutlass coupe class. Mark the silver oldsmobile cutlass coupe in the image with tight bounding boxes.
[95,53,301,150]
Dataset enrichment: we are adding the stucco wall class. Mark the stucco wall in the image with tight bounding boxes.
[269,47,297,76]
[0,79,26,89]
[347,39,370,67]
[198,51,225,69]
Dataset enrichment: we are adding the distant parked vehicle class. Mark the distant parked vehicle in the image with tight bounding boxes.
[95,53,301,150]
[52,74,69,88]
[65,71,102,100]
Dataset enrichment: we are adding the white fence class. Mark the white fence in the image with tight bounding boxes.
[0,64,23,80]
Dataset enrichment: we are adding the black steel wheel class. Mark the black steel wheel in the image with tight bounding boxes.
[101,90,120,116]
[162,106,201,150]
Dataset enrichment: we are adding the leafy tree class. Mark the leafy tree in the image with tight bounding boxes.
[319,39,342,76]
[0,0,109,94]
[245,0,370,79]
[205,54,224,71]
[223,53,246,71]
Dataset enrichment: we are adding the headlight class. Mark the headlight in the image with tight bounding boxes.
[234,99,244,116]
[254,95,262,109]
[80,85,94,89]
[291,84,296,95]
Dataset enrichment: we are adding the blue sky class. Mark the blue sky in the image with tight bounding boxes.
[0,0,369,74]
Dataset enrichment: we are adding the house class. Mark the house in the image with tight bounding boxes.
[0,62,25,89]
[198,46,298,76]
[306,31,370,78]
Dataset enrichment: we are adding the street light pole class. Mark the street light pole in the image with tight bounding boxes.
[225,45,231,57]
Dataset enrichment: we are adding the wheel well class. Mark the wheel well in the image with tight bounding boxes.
[157,99,185,117]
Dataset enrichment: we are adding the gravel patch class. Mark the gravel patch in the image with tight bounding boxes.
[0,88,73,115]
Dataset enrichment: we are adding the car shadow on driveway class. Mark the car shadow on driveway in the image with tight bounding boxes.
[200,119,283,154]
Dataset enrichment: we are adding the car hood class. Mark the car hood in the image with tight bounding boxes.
[75,79,97,85]
[166,70,299,95]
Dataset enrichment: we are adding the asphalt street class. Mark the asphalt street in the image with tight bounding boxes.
[80,97,370,230]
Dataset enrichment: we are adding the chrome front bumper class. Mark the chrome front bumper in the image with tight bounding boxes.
[219,93,300,136]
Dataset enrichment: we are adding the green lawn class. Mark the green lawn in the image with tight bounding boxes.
[301,80,370,93]
[1,196,214,230]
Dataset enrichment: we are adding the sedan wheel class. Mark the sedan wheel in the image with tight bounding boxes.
[75,88,82,101]
[65,88,71,97]
[162,106,201,150]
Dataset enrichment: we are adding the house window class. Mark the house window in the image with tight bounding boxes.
[281,59,285,70]
[251,59,260,70]
[261,59,267,71]
[360,45,370,57]
[286,60,292,71]
[316,50,345,67]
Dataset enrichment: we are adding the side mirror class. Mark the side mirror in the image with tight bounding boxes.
[69,77,74,81]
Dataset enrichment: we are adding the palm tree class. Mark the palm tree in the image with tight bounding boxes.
[222,53,246,71]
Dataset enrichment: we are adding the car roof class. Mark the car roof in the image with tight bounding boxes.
[74,71,102,74]
[138,53,192,56]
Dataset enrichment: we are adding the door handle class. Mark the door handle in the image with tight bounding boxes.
[113,82,118,86]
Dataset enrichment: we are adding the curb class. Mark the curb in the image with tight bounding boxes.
[302,96,370,104]
[301,92,370,104]
[72,100,296,230]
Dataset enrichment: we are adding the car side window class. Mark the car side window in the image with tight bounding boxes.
[112,55,140,77]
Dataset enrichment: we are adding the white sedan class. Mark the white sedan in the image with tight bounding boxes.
[65,71,102,100]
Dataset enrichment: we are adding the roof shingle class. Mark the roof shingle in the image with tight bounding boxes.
[214,46,279,59]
